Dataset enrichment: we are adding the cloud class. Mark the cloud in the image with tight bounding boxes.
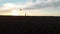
[0,0,2,1]
[0,3,21,11]
[0,0,60,16]
[0,0,60,11]
[0,0,6,2]
[24,0,60,9]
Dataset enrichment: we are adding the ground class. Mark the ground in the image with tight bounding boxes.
[0,16,59,34]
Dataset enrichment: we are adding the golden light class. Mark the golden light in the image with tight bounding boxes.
[11,9,19,16]
[0,8,26,16]
[10,8,25,16]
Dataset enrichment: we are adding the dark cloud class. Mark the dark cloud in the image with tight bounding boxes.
[24,0,60,9]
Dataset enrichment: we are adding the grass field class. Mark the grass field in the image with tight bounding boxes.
[0,16,59,34]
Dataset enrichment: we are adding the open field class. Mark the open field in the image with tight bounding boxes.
[0,16,59,34]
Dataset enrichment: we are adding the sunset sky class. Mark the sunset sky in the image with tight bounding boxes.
[0,0,60,16]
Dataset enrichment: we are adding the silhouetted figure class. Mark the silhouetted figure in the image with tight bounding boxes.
[25,13,26,16]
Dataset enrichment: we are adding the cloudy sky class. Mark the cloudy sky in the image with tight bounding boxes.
[0,0,60,16]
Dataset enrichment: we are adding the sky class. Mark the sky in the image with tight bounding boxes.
[0,0,60,16]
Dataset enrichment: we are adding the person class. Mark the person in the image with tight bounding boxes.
[25,13,26,16]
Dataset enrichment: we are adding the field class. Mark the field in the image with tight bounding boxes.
[0,16,59,34]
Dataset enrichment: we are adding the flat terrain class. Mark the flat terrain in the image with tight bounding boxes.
[0,16,59,34]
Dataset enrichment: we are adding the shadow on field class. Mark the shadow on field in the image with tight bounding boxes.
[0,16,59,34]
